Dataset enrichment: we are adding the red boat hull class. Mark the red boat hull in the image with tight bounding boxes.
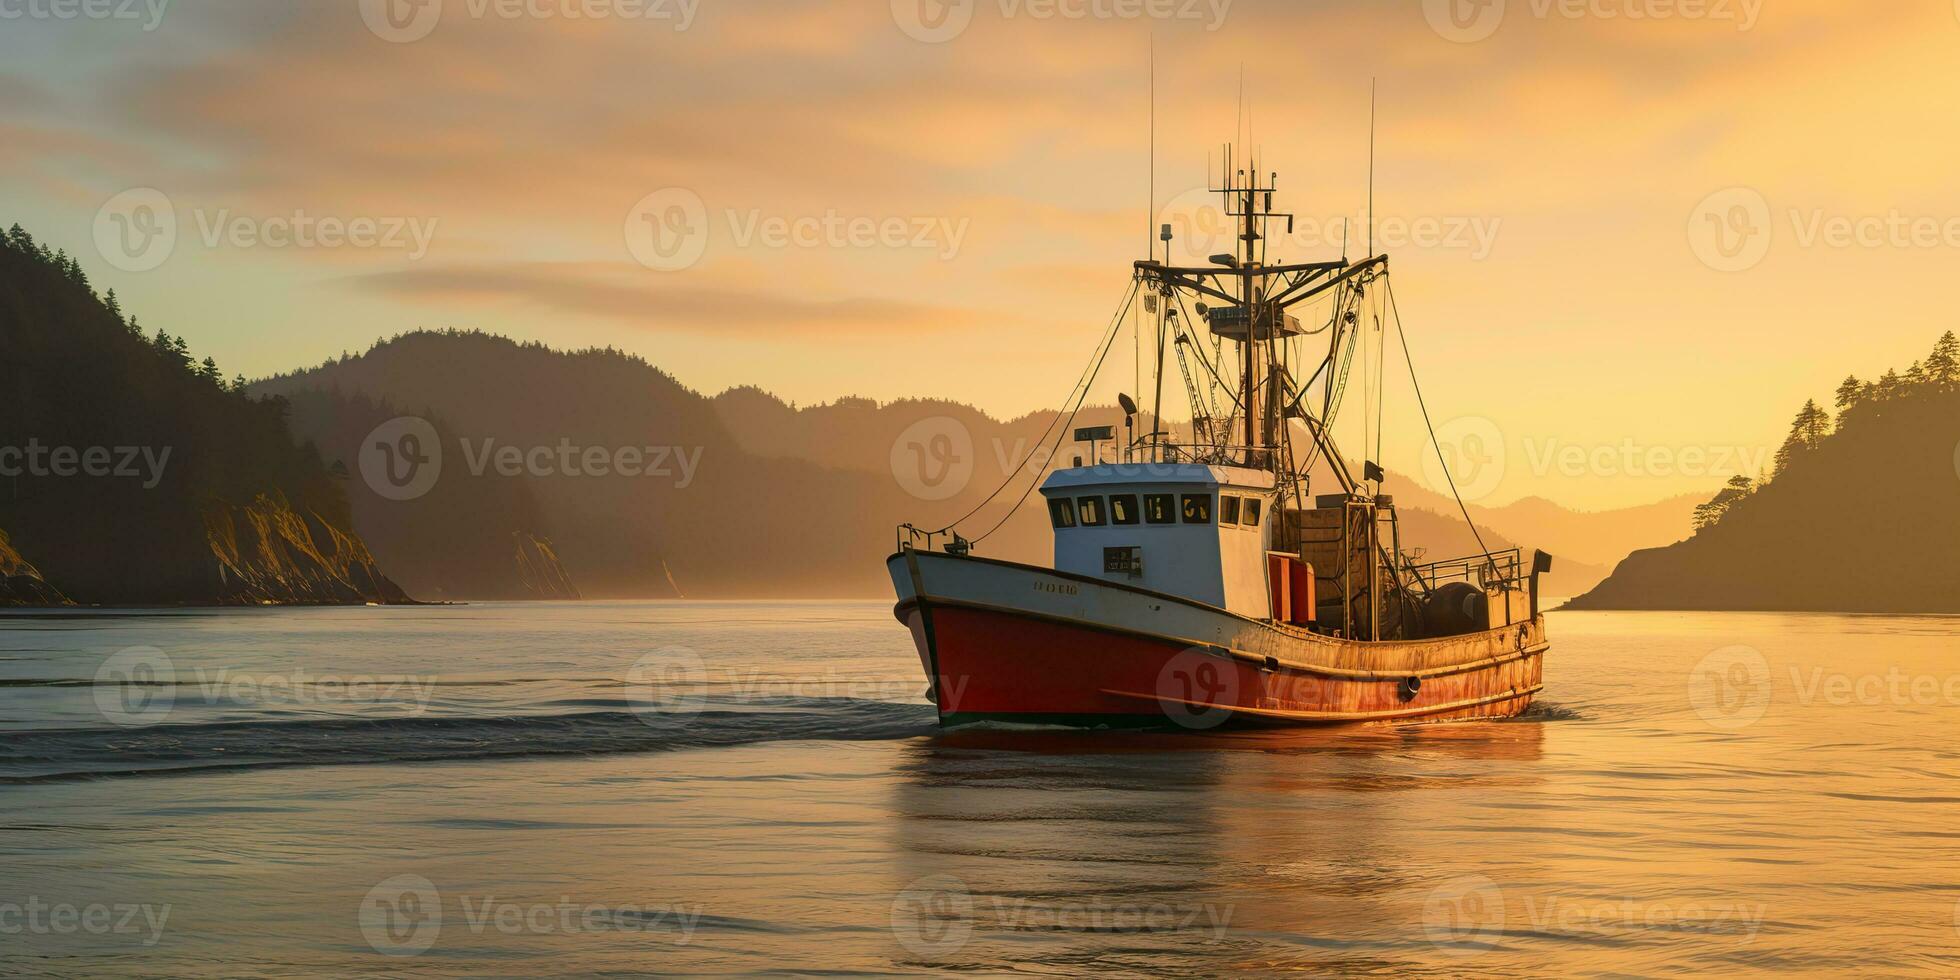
[891,550,1546,729]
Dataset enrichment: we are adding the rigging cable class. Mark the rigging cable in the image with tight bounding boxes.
[1170,291,1245,415]
[1384,276,1495,565]
[932,280,1141,540]
[962,280,1142,545]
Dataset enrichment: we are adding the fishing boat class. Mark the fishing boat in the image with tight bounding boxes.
[888,147,1552,729]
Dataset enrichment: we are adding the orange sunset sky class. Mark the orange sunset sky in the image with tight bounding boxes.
[3,0,1957,509]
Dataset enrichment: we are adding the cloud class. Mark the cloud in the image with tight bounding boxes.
[356,261,991,336]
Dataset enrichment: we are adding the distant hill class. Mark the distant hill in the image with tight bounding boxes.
[0,224,405,606]
[261,333,1620,601]
[257,331,1035,598]
[1568,333,1960,613]
[1469,494,1700,570]
[710,388,1682,596]
[270,385,578,601]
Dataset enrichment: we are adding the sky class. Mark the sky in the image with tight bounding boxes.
[3,0,1957,509]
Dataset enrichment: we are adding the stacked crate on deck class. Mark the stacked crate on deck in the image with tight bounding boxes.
[1288,494,1405,639]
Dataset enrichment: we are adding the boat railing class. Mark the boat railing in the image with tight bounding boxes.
[1403,548,1524,595]
[895,523,966,555]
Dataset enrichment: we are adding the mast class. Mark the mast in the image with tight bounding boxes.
[1220,146,1286,470]
[1136,141,1380,481]
[1240,152,1257,459]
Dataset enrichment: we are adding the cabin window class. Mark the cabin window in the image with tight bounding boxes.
[1242,497,1263,528]
[1109,494,1140,526]
[1077,496,1107,527]
[1219,495,1242,527]
[1143,493,1176,525]
[1048,497,1077,529]
[1180,493,1213,524]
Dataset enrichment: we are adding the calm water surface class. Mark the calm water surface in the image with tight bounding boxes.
[2,601,1957,976]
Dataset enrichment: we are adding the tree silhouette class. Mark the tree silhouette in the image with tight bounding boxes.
[1927,331,1959,389]
[1773,399,1830,475]
[1833,375,1863,415]
[1876,368,1902,400]
[1,220,376,604]
[1799,398,1830,445]
[1693,475,1755,531]
[1697,331,1960,536]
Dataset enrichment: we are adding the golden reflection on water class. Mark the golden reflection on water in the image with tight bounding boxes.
[3,605,1959,975]
[888,721,1555,974]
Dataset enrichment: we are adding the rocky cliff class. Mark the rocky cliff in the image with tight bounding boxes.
[513,532,580,600]
[0,223,408,607]
[0,529,69,606]
[202,495,411,605]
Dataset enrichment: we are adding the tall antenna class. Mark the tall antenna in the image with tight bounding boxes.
[1236,64,1245,163]
[1147,36,1155,259]
[1140,37,1153,430]
[1367,78,1377,257]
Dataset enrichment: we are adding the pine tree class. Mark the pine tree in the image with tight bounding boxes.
[1833,375,1863,411]
[1798,398,1830,446]
[199,357,223,385]
[1876,368,1902,400]
[104,289,122,322]
[1772,433,1800,477]
[1773,400,1829,476]
[1927,331,1960,389]
[1905,359,1927,389]
[1693,474,1756,531]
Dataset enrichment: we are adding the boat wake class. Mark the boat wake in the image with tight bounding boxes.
[1515,700,1585,722]
[0,697,939,784]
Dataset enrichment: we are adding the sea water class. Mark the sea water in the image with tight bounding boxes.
[1,602,1956,975]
